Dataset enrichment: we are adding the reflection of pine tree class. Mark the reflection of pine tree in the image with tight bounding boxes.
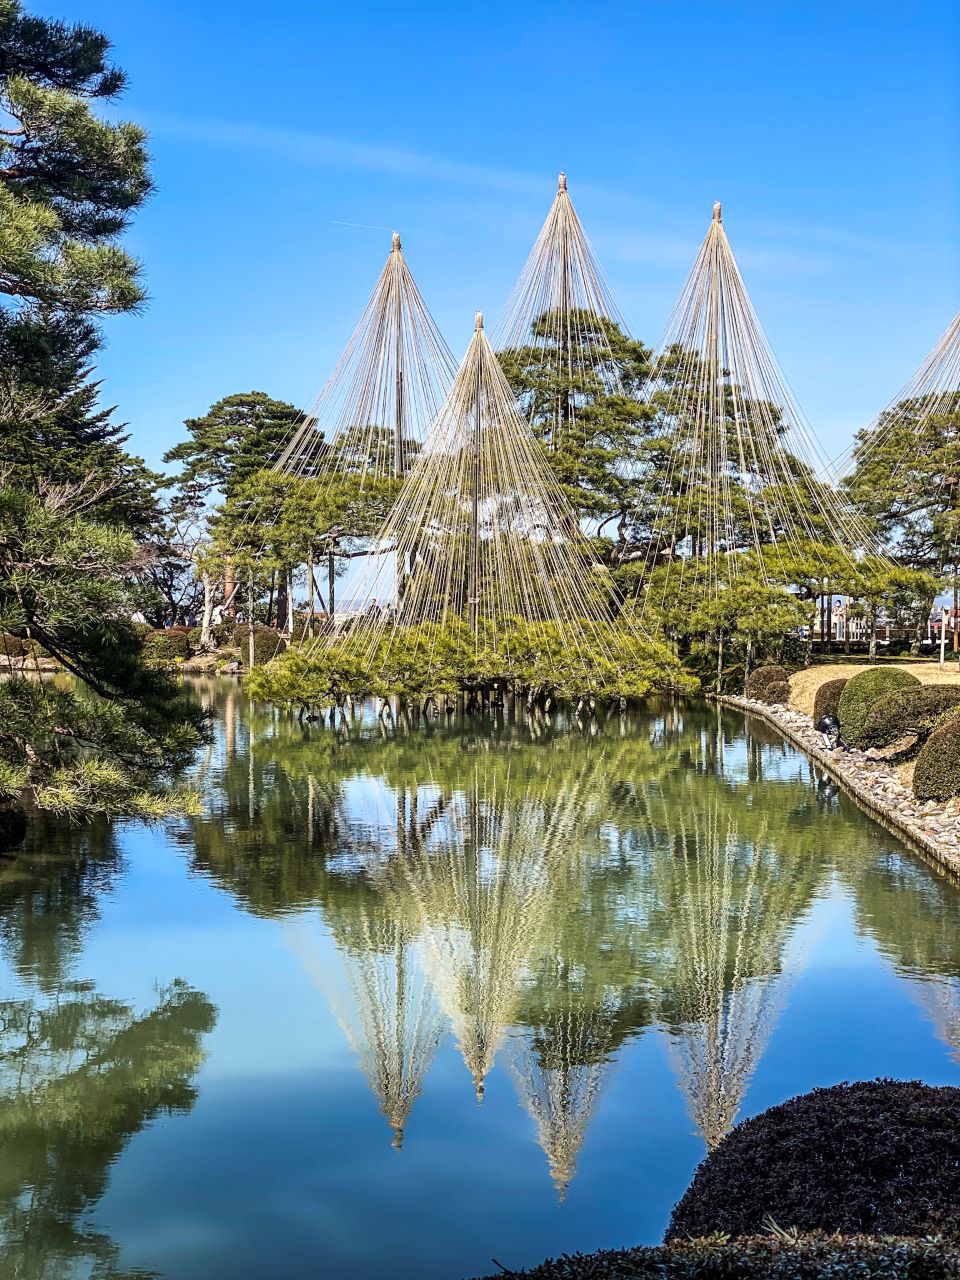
[0,979,215,1276]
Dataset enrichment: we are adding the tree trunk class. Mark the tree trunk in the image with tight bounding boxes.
[285,569,294,638]
[199,571,214,649]
[224,558,236,617]
[328,552,336,620]
[266,571,275,627]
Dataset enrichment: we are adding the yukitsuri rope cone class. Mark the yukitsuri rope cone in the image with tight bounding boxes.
[276,231,458,484]
[840,309,960,534]
[494,172,631,453]
[635,203,877,607]
[260,310,670,708]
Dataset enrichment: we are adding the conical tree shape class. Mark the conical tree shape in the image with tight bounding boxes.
[322,312,622,677]
[637,204,875,600]
[276,232,458,484]
[844,310,960,563]
[495,173,631,451]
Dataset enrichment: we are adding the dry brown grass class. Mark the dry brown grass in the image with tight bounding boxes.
[789,662,960,717]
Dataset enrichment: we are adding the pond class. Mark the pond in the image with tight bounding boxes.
[4,682,960,1279]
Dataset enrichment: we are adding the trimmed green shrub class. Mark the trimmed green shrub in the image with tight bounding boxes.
[812,677,848,723]
[141,629,191,664]
[236,624,286,668]
[472,1236,960,1279]
[913,712,960,801]
[837,668,920,744]
[187,626,203,651]
[860,684,960,750]
[745,665,789,699]
[667,1079,960,1242]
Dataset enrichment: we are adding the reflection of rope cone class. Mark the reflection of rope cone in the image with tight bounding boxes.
[914,976,960,1066]
[283,909,444,1149]
[405,758,597,1100]
[646,792,816,1150]
[509,974,616,1199]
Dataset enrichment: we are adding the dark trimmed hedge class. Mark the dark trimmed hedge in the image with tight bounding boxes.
[141,628,191,664]
[913,712,960,801]
[860,684,960,750]
[812,677,848,723]
[837,668,920,744]
[746,665,790,704]
[667,1079,960,1242]
[473,1237,960,1279]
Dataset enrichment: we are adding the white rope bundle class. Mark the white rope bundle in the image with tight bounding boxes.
[635,204,879,605]
[311,312,623,678]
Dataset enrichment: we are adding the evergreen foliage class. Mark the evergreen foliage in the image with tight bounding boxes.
[837,667,920,745]
[913,713,960,802]
[0,0,151,314]
[859,684,960,750]
[668,1080,960,1243]
[812,677,848,723]
[0,483,207,828]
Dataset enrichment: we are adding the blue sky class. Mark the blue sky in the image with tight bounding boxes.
[52,0,960,472]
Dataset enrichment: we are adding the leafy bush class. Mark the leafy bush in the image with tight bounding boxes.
[141,629,191,665]
[812,677,848,723]
[773,632,808,670]
[0,634,40,660]
[745,665,790,704]
[837,668,920,744]
[913,713,960,801]
[667,1079,960,1242]
[235,624,286,668]
[472,1236,960,1279]
[860,684,960,750]
[745,665,788,696]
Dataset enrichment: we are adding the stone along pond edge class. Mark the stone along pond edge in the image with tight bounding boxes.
[722,694,960,881]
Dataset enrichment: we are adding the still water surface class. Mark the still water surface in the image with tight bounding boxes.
[4,684,960,1278]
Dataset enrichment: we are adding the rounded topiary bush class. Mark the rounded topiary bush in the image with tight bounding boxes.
[813,677,848,724]
[745,665,789,701]
[913,713,960,801]
[860,684,960,750]
[837,668,920,745]
[235,624,286,667]
[667,1080,960,1243]
[141,628,191,664]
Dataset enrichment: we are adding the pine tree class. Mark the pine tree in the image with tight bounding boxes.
[0,0,151,314]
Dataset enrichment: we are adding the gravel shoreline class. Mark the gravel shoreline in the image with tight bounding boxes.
[723,695,960,880]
